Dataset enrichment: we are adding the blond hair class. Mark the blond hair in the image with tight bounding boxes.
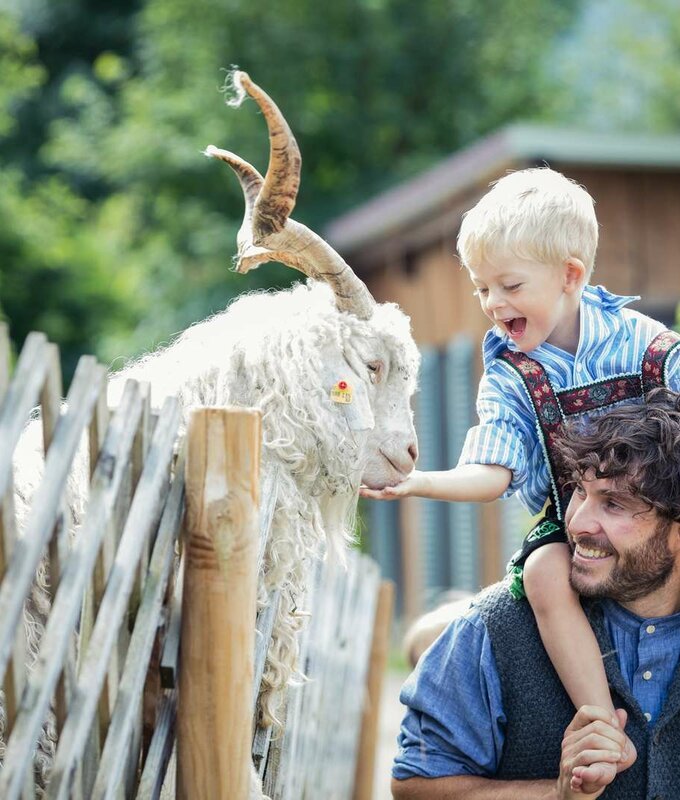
[457,168,598,275]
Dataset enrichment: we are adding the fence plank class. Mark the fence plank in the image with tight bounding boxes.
[78,378,115,795]
[40,344,72,737]
[352,580,395,800]
[0,356,106,689]
[177,408,261,800]
[0,322,10,405]
[158,552,184,690]
[2,474,23,736]
[0,333,50,502]
[47,395,180,800]
[91,447,185,799]
[124,386,153,797]
[0,381,144,800]
[136,689,177,800]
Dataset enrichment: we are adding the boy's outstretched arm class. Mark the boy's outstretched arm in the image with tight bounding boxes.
[359,463,511,503]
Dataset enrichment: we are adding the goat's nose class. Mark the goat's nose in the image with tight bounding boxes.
[408,442,418,464]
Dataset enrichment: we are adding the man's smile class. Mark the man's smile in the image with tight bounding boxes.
[573,542,613,561]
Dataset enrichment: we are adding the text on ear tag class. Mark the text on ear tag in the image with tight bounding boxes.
[330,380,353,404]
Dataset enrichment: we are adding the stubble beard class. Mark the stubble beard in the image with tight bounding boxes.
[569,517,675,603]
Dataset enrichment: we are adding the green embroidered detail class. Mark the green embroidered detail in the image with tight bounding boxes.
[506,566,526,601]
[525,519,561,543]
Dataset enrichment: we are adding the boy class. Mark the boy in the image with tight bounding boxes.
[361,167,680,791]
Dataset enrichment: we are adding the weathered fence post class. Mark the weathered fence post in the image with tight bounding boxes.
[178,408,261,800]
[352,580,395,800]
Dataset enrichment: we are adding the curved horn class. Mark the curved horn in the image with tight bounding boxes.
[204,146,263,209]
[207,72,375,320]
[236,71,301,242]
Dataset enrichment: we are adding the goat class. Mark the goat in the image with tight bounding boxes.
[114,71,420,731]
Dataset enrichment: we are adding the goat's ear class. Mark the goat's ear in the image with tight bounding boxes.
[321,365,375,432]
[342,378,375,432]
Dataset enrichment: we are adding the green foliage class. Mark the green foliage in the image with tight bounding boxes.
[0,15,45,137]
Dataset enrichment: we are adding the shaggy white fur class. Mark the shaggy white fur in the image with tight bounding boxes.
[111,279,420,727]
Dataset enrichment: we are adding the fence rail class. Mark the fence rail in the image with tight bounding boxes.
[0,326,393,799]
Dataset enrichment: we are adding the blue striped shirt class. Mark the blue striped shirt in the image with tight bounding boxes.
[393,600,680,780]
[458,285,680,514]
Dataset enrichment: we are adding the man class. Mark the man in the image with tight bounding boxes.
[392,388,680,799]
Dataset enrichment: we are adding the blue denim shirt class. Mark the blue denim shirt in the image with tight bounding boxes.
[392,600,680,780]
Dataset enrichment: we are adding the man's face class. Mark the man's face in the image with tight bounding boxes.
[565,474,679,604]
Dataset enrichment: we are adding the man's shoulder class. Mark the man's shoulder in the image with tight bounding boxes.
[473,581,529,613]
[471,582,536,634]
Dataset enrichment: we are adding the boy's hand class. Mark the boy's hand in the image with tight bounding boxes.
[359,470,424,500]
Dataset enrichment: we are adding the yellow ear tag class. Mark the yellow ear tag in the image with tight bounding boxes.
[330,380,353,404]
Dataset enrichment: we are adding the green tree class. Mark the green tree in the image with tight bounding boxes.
[0,10,149,376]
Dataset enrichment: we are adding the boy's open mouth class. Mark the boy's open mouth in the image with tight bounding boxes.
[502,317,527,338]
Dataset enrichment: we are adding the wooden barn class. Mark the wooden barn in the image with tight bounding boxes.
[326,123,680,619]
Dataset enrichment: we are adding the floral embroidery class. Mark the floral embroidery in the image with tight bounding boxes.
[558,376,642,415]
[642,330,680,394]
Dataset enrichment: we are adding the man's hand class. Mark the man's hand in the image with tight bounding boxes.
[570,709,636,794]
[557,706,627,799]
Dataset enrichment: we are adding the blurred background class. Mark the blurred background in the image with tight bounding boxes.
[2,0,680,714]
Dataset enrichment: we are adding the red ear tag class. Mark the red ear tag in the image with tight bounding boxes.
[330,380,353,404]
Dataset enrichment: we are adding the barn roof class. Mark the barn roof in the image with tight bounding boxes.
[325,123,680,255]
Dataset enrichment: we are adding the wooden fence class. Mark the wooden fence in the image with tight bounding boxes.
[0,326,393,799]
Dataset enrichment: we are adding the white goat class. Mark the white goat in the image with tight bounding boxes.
[115,71,420,727]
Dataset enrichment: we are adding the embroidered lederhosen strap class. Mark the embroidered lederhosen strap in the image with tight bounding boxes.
[498,330,680,521]
[499,350,567,518]
[557,330,680,416]
[642,330,680,393]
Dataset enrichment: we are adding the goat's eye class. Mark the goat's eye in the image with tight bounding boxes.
[367,361,383,383]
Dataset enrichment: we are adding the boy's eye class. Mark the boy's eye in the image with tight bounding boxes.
[473,288,489,297]
[503,283,522,292]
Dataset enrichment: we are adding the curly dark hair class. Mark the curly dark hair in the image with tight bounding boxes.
[556,387,680,522]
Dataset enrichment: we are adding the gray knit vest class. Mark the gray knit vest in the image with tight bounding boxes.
[474,583,680,799]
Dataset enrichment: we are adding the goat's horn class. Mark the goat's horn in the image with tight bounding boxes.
[210,73,375,320]
[204,146,263,210]
[275,218,376,319]
[235,71,301,242]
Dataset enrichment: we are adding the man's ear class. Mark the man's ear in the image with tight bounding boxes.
[563,257,587,294]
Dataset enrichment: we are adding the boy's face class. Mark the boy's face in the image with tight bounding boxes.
[467,254,585,354]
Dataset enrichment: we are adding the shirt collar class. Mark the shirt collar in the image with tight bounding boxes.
[482,284,640,369]
[582,284,639,313]
[600,598,680,634]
